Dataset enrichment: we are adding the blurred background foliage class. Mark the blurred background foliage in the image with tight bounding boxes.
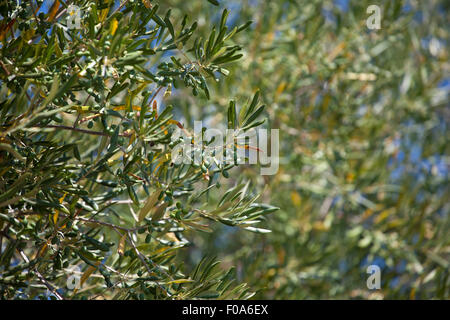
[164,0,449,299]
[0,0,448,300]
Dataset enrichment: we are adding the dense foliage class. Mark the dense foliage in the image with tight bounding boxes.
[0,0,276,299]
[0,0,449,300]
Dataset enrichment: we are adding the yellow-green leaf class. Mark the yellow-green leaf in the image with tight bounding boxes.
[138,189,162,222]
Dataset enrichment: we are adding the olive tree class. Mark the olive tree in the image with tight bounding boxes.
[0,0,277,299]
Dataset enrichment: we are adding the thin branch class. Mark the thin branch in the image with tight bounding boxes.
[0,60,10,76]
[58,213,148,233]
[126,231,172,297]
[36,125,132,137]
[38,125,109,136]
[18,250,64,300]
[0,231,64,300]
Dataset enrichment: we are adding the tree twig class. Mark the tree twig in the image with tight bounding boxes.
[36,125,132,137]
[0,231,64,300]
